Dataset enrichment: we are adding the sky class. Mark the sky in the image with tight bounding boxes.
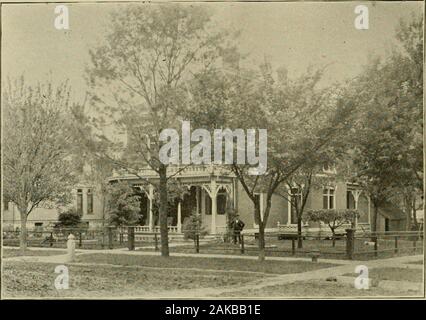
[1,1,423,102]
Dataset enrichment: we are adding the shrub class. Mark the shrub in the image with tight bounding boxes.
[182,211,207,240]
[106,181,141,227]
[304,209,359,246]
[55,208,83,229]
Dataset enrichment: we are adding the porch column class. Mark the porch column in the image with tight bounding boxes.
[211,178,217,234]
[196,187,200,215]
[148,185,154,232]
[351,190,362,228]
[82,188,88,216]
[367,196,371,225]
[177,201,182,233]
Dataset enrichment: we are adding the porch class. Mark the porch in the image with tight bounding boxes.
[110,165,236,234]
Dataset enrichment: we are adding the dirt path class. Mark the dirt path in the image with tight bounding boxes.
[142,255,424,298]
[4,247,423,298]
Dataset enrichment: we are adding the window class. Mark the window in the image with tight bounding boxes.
[34,223,43,237]
[347,191,355,209]
[76,189,83,214]
[87,189,93,214]
[3,199,9,211]
[322,187,335,209]
[290,188,302,224]
[323,163,336,174]
[217,191,227,215]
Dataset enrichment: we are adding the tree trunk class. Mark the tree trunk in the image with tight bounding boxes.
[258,222,265,262]
[412,198,418,229]
[158,164,169,257]
[404,195,412,231]
[254,201,265,261]
[332,230,336,247]
[19,208,28,253]
[297,217,303,248]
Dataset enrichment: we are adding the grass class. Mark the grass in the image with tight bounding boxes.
[2,260,269,298]
[75,253,336,275]
[408,260,424,265]
[3,248,67,258]
[221,279,423,298]
[3,239,127,250]
[4,235,422,261]
[151,237,423,261]
[343,267,423,283]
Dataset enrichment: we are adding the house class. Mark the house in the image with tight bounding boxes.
[2,164,406,234]
[2,183,106,232]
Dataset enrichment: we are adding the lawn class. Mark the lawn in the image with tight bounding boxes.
[75,253,336,275]
[221,279,423,298]
[344,267,423,283]
[142,237,423,261]
[2,260,269,298]
[3,248,67,258]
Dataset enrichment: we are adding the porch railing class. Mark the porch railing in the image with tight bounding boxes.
[131,226,180,233]
[112,164,234,179]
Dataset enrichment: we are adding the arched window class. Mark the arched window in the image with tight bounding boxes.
[87,189,93,214]
[76,189,83,214]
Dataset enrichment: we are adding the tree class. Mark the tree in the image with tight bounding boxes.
[187,63,355,261]
[106,181,141,227]
[84,4,233,256]
[304,209,359,247]
[2,77,77,252]
[182,210,206,241]
[346,15,423,232]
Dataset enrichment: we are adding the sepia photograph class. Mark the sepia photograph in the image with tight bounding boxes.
[1,0,424,300]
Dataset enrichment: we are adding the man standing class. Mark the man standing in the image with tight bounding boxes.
[231,215,245,244]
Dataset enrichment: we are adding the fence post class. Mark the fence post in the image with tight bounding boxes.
[394,236,398,254]
[374,236,378,257]
[154,233,159,251]
[240,234,245,254]
[108,227,113,249]
[292,238,296,256]
[50,232,54,247]
[195,233,200,253]
[79,232,82,248]
[345,228,355,260]
[128,226,135,251]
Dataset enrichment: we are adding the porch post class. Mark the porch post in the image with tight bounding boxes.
[351,190,361,228]
[177,200,182,233]
[211,178,217,234]
[196,186,200,215]
[82,188,88,216]
[367,195,371,226]
[148,185,154,232]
